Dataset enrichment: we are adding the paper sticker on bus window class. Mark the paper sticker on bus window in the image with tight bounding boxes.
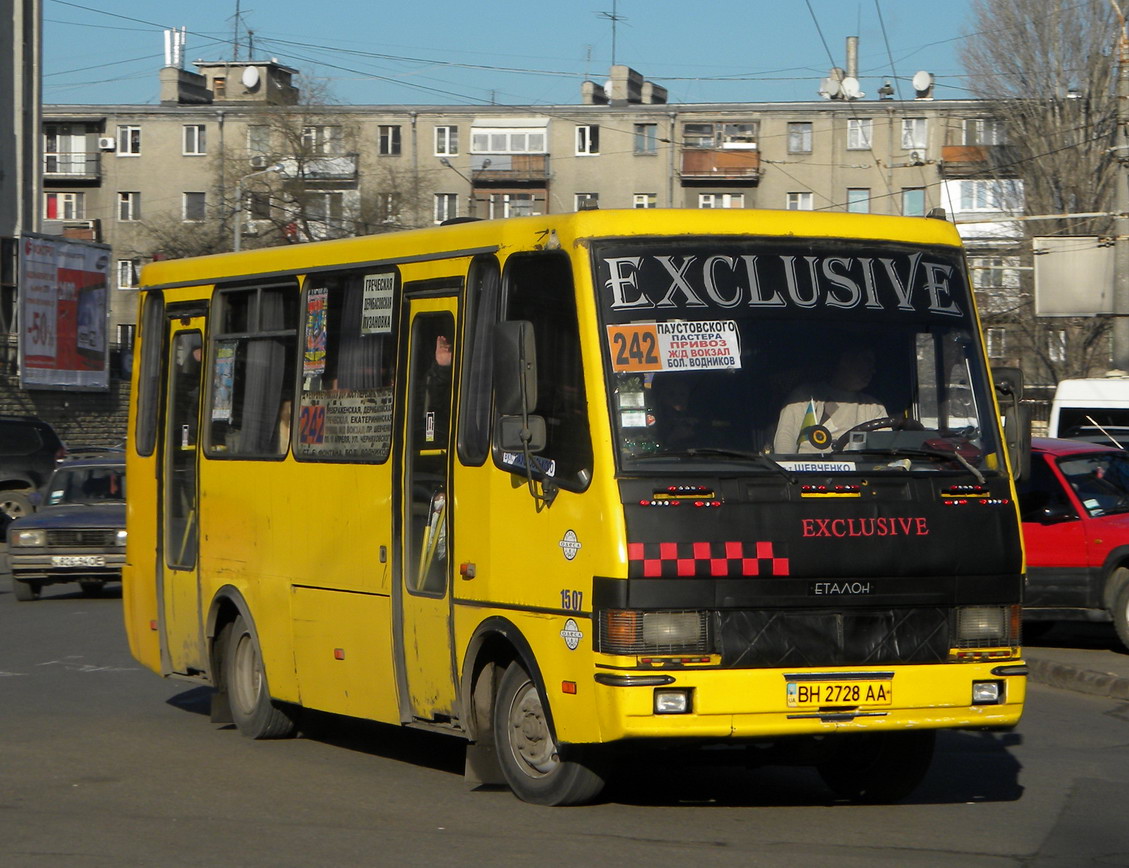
[361,272,396,335]
[607,321,741,372]
[304,287,328,376]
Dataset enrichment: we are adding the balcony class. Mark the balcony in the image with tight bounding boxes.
[277,154,359,183]
[472,154,549,185]
[680,149,761,185]
[43,152,102,186]
[940,144,1018,177]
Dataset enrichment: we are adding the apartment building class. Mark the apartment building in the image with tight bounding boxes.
[41,59,1032,373]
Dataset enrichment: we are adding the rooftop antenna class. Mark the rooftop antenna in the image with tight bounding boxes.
[229,1,254,61]
[597,1,627,66]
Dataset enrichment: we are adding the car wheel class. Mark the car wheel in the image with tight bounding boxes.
[816,730,936,804]
[492,661,606,806]
[0,491,33,522]
[220,614,297,739]
[1112,578,1129,652]
[13,579,41,602]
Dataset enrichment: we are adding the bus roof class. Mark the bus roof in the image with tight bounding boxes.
[139,208,964,292]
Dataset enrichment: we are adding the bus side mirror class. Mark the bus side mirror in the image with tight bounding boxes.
[993,366,1031,481]
[494,320,538,415]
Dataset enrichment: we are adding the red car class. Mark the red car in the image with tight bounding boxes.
[1019,438,1129,648]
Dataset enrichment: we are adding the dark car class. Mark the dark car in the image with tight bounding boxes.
[1018,438,1129,648]
[0,416,68,521]
[7,453,125,601]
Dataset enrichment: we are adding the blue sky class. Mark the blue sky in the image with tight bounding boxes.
[43,0,977,107]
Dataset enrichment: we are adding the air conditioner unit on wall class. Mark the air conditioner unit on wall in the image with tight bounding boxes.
[250,155,268,169]
[97,137,116,151]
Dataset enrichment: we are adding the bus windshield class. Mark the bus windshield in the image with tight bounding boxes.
[593,236,1001,474]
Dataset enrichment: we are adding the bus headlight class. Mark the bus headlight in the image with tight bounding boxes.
[598,610,709,655]
[953,605,1020,647]
[11,528,46,547]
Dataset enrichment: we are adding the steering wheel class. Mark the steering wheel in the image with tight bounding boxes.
[830,416,905,452]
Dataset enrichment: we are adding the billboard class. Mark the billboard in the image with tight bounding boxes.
[18,233,111,391]
[1033,236,1115,317]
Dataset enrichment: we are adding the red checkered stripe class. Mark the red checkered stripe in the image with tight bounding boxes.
[627,541,790,578]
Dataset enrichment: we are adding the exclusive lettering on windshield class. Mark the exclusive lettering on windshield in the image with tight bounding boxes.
[602,253,962,317]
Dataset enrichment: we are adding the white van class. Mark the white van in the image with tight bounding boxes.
[1048,375,1129,447]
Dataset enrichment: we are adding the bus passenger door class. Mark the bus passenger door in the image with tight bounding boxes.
[397,298,458,723]
[160,320,206,675]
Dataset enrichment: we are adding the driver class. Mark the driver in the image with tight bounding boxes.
[773,347,888,453]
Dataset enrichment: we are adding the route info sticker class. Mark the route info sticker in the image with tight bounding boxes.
[607,321,741,373]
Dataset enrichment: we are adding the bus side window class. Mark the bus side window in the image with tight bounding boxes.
[499,253,593,490]
[205,284,298,458]
[458,256,500,465]
[294,269,400,463]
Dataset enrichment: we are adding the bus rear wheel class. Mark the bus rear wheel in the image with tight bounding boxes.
[493,661,605,806]
[816,730,936,804]
[222,614,296,740]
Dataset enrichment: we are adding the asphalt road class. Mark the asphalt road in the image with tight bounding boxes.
[4,578,1129,867]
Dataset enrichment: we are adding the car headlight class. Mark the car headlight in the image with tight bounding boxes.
[115,529,128,546]
[11,528,46,547]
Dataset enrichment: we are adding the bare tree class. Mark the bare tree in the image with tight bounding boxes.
[961,0,1119,382]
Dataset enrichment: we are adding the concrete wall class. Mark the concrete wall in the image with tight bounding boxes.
[0,377,130,451]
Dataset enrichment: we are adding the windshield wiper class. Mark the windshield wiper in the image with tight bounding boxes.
[875,445,986,484]
[681,448,799,483]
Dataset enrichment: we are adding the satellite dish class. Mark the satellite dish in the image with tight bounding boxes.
[819,77,841,99]
[912,70,934,95]
[841,76,862,99]
[241,66,261,89]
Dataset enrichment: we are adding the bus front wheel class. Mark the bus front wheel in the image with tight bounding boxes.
[493,661,605,806]
[222,614,296,740]
[816,729,936,804]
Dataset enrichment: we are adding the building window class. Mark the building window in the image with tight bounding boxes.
[986,327,1006,359]
[44,123,87,175]
[901,118,927,150]
[435,126,459,156]
[683,122,758,149]
[787,122,813,154]
[634,123,658,155]
[248,192,272,221]
[308,191,345,226]
[847,118,872,150]
[575,193,599,211]
[434,192,458,223]
[248,125,270,154]
[958,179,1023,212]
[183,124,206,156]
[117,125,141,156]
[633,193,656,209]
[44,192,84,220]
[966,118,1006,145]
[183,192,206,222]
[902,187,926,216]
[846,188,870,213]
[699,193,745,209]
[377,192,402,225]
[213,77,226,99]
[470,128,546,154]
[117,259,140,290]
[302,125,342,155]
[488,193,538,219]
[117,191,141,221]
[785,191,813,211]
[1048,329,1067,364]
[379,125,402,156]
[576,125,600,155]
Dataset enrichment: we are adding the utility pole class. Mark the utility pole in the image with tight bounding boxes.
[1114,2,1129,370]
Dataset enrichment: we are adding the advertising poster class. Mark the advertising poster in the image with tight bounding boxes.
[18,233,111,391]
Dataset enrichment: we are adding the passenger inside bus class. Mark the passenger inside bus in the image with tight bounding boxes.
[773,345,889,454]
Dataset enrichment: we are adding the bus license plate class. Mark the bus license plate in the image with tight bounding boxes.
[786,680,892,708]
[52,555,105,567]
